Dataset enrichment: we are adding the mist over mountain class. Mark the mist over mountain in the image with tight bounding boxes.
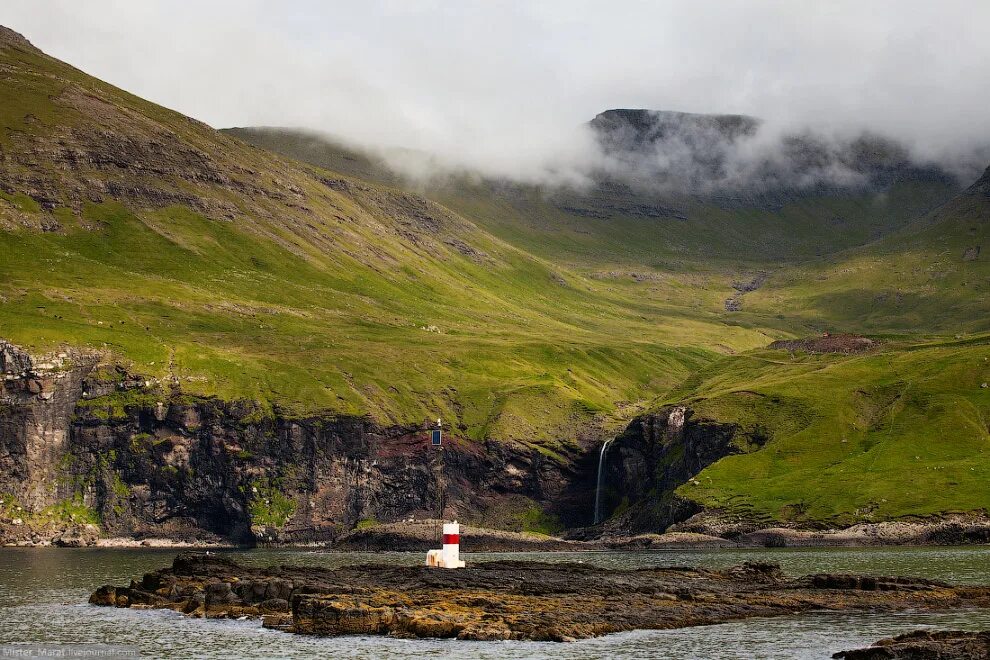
[586,109,987,196]
[295,107,987,202]
[6,1,990,194]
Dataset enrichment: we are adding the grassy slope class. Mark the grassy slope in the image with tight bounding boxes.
[2,28,987,527]
[224,128,961,269]
[666,338,990,525]
[434,179,958,269]
[229,129,990,526]
[667,176,990,525]
[0,32,770,450]
[746,172,990,335]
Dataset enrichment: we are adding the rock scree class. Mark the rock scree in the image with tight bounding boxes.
[89,553,990,642]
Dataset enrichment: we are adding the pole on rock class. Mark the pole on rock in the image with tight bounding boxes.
[424,417,464,568]
[431,418,443,544]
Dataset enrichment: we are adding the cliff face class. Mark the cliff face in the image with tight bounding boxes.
[0,341,590,546]
[0,341,98,511]
[596,406,758,533]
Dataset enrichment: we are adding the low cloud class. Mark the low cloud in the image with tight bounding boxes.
[4,1,990,190]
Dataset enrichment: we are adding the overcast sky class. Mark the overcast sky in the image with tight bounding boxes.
[4,1,990,183]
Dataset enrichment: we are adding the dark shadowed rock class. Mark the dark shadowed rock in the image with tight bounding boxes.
[833,630,990,659]
[595,406,752,533]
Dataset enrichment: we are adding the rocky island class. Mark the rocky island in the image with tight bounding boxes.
[834,630,990,659]
[90,553,990,642]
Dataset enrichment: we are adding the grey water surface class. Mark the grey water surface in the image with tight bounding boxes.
[2,546,990,659]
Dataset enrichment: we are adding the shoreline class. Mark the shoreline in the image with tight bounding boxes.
[88,552,990,642]
[4,535,990,553]
[5,515,990,551]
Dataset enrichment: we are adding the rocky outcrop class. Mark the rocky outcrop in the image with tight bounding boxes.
[0,341,99,513]
[592,406,758,534]
[0,26,39,53]
[725,271,768,311]
[0,340,589,546]
[834,630,990,659]
[91,553,990,642]
[768,333,877,354]
[672,512,990,547]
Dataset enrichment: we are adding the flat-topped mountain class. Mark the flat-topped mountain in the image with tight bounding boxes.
[588,107,963,196]
[590,108,760,150]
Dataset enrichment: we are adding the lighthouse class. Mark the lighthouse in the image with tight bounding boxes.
[424,418,465,568]
[426,521,465,568]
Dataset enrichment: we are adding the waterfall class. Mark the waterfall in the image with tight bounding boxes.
[593,439,612,525]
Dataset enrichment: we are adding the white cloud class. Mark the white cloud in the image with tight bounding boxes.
[3,0,990,186]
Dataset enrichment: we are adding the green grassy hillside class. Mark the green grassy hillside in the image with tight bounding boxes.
[662,168,989,526]
[0,28,768,449]
[226,121,990,528]
[746,168,990,335]
[225,127,962,270]
[3,24,989,528]
[662,335,990,525]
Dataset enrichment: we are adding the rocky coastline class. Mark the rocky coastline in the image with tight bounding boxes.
[0,339,596,548]
[5,338,990,551]
[8,517,990,551]
[89,552,990,642]
[834,630,990,659]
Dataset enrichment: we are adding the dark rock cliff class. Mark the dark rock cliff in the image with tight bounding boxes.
[0,341,593,545]
[0,341,99,512]
[595,406,761,534]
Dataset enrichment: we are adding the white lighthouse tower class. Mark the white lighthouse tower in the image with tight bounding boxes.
[425,521,465,568]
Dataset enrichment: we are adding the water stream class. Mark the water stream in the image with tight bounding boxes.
[593,439,612,524]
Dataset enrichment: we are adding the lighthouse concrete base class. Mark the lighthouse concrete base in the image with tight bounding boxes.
[425,522,466,568]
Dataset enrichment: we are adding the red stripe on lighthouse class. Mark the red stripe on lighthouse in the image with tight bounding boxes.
[442,533,459,545]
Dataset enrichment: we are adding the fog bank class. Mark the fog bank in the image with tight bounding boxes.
[4,1,990,188]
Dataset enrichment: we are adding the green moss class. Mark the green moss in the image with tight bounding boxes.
[111,473,130,499]
[0,493,100,527]
[0,493,24,519]
[129,432,153,454]
[39,496,99,525]
[518,505,564,536]
[355,518,378,530]
[76,388,160,422]
[248,479,296,528]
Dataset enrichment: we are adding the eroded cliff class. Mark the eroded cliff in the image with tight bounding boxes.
[0,340,595,546]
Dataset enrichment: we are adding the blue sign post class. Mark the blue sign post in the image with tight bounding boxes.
[431,429,442,446]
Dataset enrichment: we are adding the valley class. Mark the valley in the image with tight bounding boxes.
[1,23,988,548]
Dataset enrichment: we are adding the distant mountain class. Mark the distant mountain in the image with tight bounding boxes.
[588,108,960,195]
[590,108,759,153]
